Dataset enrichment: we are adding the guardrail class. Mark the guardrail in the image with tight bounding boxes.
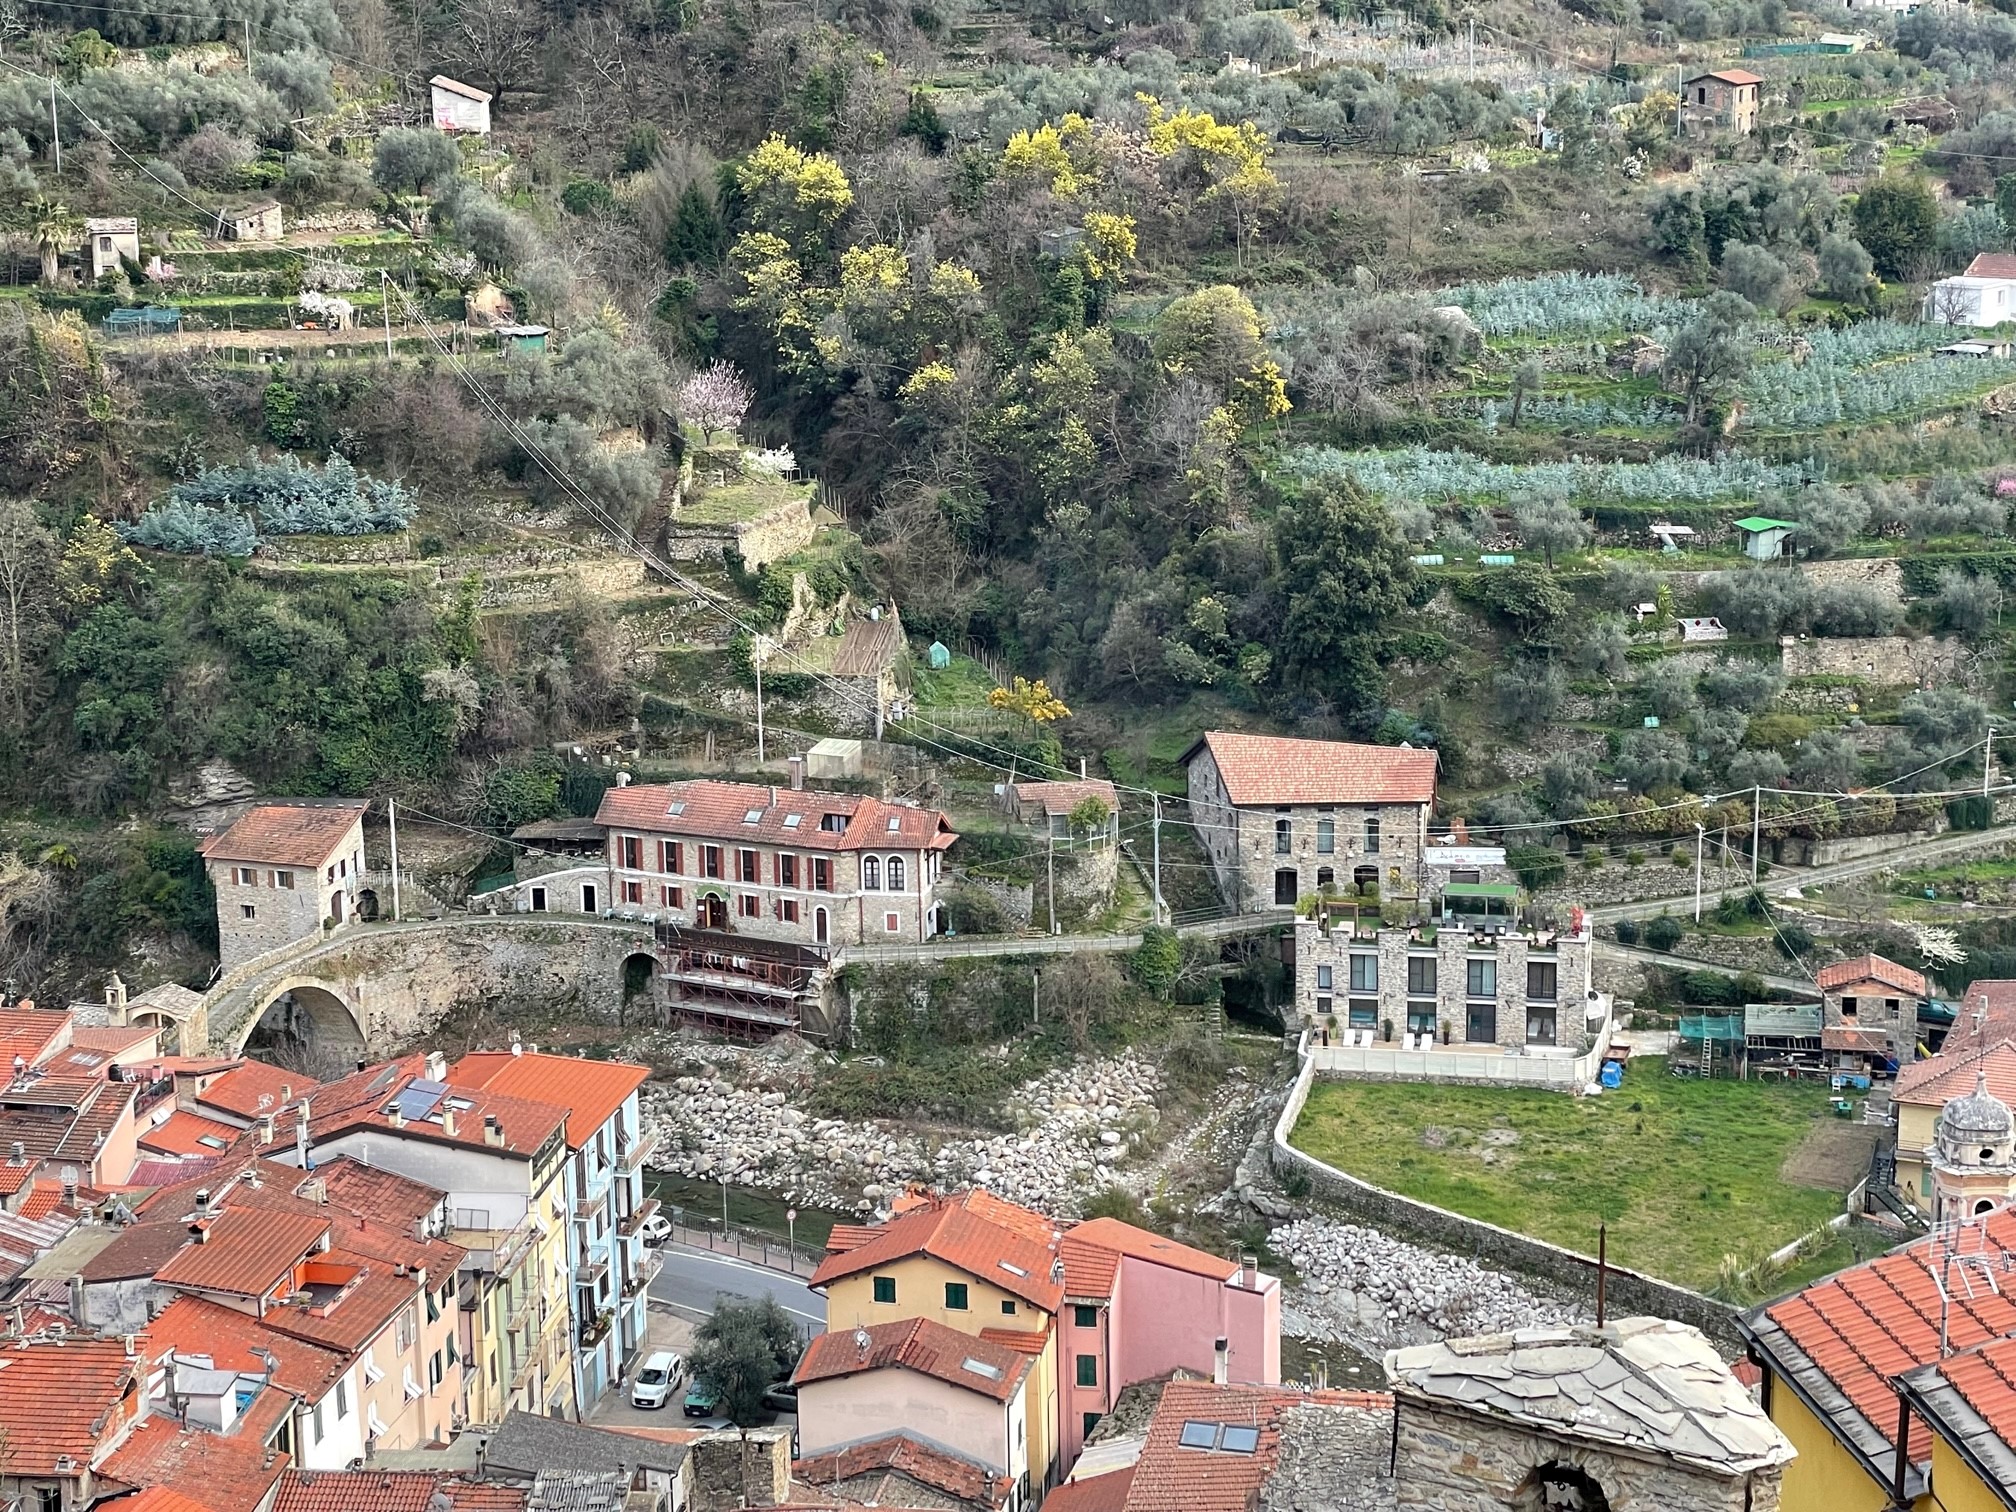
[661,1219,822,1279]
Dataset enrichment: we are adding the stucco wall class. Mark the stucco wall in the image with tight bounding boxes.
[798,1369,1016,1476]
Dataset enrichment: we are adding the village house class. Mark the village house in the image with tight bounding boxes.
[1742,1204,2016,1512]
[82,215,139,281]
[429,74,493,134]
[0,1332,162,1512]
[1011,779,1120,844]
[200,800,369,971]
[1681,69,1764,135]
[1182,732,1437,912]
[1293,903,1606,1072]
[1816,952,1929,1072]
[1925,251,2016,327]
[216,199,284,241]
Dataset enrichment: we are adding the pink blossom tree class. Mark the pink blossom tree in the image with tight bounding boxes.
[678,361,754,439]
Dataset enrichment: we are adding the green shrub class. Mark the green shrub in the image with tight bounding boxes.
[1644,914,1685,951]
[1507,844,1565,890]
[1776,921,1814,957]
[1626,849,1645,867]
[1613,918,1640,945]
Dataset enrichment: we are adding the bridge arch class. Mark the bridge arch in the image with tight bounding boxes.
[231,975,366,1075]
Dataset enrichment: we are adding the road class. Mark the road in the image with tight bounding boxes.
[647,1241,825,1330]
[1589,823,2016,924]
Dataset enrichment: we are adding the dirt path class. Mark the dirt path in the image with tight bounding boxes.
[1779,1119,1879,1191]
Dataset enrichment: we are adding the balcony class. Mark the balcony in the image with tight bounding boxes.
[615,1126,659,1175]
[618,1197,662,1241]
[624,1250,663,1298]
[507,1284,543,1333]
[573,1187,609,1223]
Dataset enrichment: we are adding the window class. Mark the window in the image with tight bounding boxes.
[661,840,682,873]
[337,1380,349,1417]
[1348,999,1377,1029]
[662,885,682,909]
[779,899,799,923]
[272,871,294,890]
[813,858,832,892]
[430,1350,444,1389]
[1449,869,1480,886]
[885,912,901,933]
[1274,818,1292,855]
[1315,996,1332,1017]
[1316,867,1334,890]
[39,1487,60,1512]
[234,866,259,886]
[396,1305,416,1352]
[1527,1007,1557,1047]
[1076,1354,1099,1387]
[1349,955,1378,992]
[738,894,761,918]
[1526,962,1558,1001]
[822,813,848,833]
[1084,1411,1102,1438]
[779,854,798,888]
[863,856,881,890]
[530,886,547,912]
[1407,957,1436,995]
[736,849,757,883]
[1407,1004,1436,1036]
[1365,816,1381,854]
[1467,959,1496,998]
[887,856,905,890]
[242,904,257,919]
[1001,1300,1017,1315]
[1316,964,1333,991]
[944,1282,969,1311]
[701,846,723,879]
[327,866,336,883]
[1074,1304,1098,1328]
[311,1402,324,1443]
[581,883,598,914]
[1274,869,1298,906]
[622,836,642,869]
[1316,819,1334,855]
[622,881,643,905]
[873,1276,896,1304]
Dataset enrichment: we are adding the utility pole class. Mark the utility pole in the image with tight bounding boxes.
[49,77,59,177]
[244,18,253,72]
[1750,784,1762,887]
[753,635,767,765]
[388,797,402,922]
[1986,728,1995,797]
[1151,792,1164,925]
[1032,969,1040,1026]
[1693,822,1705,923]
[1046,828,1057,935]
[381,272,394,359]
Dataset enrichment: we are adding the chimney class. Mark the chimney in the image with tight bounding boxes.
[67,1274,84,1320]
[104,974,128,1025]
[123,1333,136,1357]
[770,784,779,806]
[789,756,805,791]
[386,1105,405,1128]
[355,1060,367,1073]
[61,1169,77,1204]
[280,1084,292,1104]
[193,1188,211,1216]
[441,1107,458,1139]
[1213,1337,1228,1385]
[474,1437,488,1480]
[1080,757,1087,778]
[1241,1252,1258,1289]
[616,771,632,787]
[509,1034,523,1057]
[7,1140,22,1165]
[483,1114,505,1148]
[258,1115,275,1146]
[424,1051,447,1082]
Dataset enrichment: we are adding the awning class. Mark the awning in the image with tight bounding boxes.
[1443,883,1520,900]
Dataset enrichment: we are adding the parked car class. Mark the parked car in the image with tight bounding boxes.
[639,1213,672,1246]
[761,1380,798,1413]
[631,1351,684,1410]
[683,1380,721,1417]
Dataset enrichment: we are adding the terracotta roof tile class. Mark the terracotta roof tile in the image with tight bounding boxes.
[114,1487,224,1512]
[1896,1040,2016,1107]
[1816,955,1929,998]
[305,1156,445,1231]
[1182,732,1436,807]
[197,1061,313,1121]
[794,1431,1015,1508]
[273,1469,447,1512]
[596,781,957,853]
[140,1111,245,1159]
[1695,67,1763,84]
[17,1184,63,1221]
[442,1483,528,1512]
[0,1333,151,1475]
[1823,1026,1892,1053]
[1014,781,1119,817]
[68,1026,163,1057]
[102,1408,290,1512]
[0,1156,38,1195]
[148,1295,348,1401]
[795,1318,1032,1402]
[154,1208,332,1297]
[200,802,366,869]
[1123,1381,1390,1512]
[0,1009,78,1069]
[258,1258,430,1354]
[450,1050,648,1151]
[1064,1219,1240,1284]
[811,1190,1063,1311]
[1965,254,2016,280]
[1044,1469,1135,1512]
[977,1324,1049,1355]
[307,1069,564,1157]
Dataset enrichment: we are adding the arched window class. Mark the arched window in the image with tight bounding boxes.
[1274,818,1292,854]
[1978,1198,1999,1216]
[887,856,905,891]
[862,856,881,890]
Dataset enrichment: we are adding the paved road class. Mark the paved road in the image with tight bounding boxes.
[1594,941,1819,997]
[647,1241,825,1330]
[1589,823,2016,924]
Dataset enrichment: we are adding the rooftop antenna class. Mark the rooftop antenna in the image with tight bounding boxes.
[1924,1212,2016,1356]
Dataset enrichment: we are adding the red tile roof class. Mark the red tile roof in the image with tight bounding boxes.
[795,1432,1016,1509]
[1949,982,2016,1055]
[1064,1218,1240,1285]
[825,1224,879,1254]
[1014,781,1119,817]
[148,1295,348,1401]
[1749,1205,2016,1473]
[0,1156,37,1195]
[1045,1469,1135,1512]
[304,1157,445,1231]
[451,1050,648,1151]
[795,1318,1032,1402]
[112,1488,222,1512]
[1925,1333,2016,1468]
[1182,732,1437,807]
[258,1256,429,1355]
[1816,954,1929,999]
[154,1208,332,1298]
[307,1069,565,1158]
[1896,1040,2016,1108]
[441,1484,527,1512]
[1965,254,2016,280]
[1695,67,1763,84]
[16,1184,62,1221]
[200,802,366,869]
[977,1324,1049,1355]
[597,780,958,853]
[197,1061,312,1121]
[811,1189,1064,1311]
[0,1076,139,1172]
[273,1469,447,1512]
[140,1111,245,1159]
[0,1333,151,1475]
[1124,1381,1391,1512]
[0,1009,78,1070]
[102,1408,290,1512]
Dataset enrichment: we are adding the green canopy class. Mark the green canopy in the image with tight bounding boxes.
[1733,516,1797,532]
[1442,882,1520,899]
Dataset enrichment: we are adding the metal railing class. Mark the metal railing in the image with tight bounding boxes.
[662,1218,822,1278]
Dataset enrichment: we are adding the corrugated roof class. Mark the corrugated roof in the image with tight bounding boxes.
[1180,732,1436,807]
[200,802,365,869]
[830,616,905,678]
[429,74,492,102]
[450,1050,648,1152]
[596,780,957,853]
[1817,955,1929,998]
[795,1317,1032,1402]
[810,1189,1063,1311]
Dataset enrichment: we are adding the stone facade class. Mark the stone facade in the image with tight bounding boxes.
[1799,556,1904,604]
[691,1428,791,1512]
[1393,1400,1783,1512]
[1188,750,1430,912]
[663,491,815,571]
[205,809,367,972]
[1780,634,1969,685]
[1294,917,1595,1052]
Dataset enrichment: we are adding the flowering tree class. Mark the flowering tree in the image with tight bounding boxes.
[678,361,755,439]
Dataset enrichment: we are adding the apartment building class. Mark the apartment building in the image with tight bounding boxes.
[1181,732,1436,911]
[452,1047,656,1413]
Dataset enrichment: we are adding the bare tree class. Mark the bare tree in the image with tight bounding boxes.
[449,0,546,108]
[0,499,51,726]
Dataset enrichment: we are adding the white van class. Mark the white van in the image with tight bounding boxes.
[631,1350,685,1409]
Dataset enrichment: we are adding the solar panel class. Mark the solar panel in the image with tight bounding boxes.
[1219,1425,1260,1454]
[1178,1422,1217,1450]
[392,1079,448,1120]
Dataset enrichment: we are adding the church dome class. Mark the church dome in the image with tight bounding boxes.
[1940,1070,2015,1143]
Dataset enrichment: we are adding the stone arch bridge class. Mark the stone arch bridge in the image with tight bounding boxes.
[200,915,660,1062]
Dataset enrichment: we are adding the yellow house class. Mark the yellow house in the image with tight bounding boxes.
[813,1188,1064,1494]
[1741,1204,2016,1512]
[1898,1337,2016,1512]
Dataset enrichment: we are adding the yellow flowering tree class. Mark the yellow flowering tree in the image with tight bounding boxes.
[1151,284,1290,429]
[736,136,855,253]
[1139,96,1279,268]
[1000,115,1097,197]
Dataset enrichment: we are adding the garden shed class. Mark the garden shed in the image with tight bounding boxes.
[1734,516,1797,560]
[215,199,283,241]
[430,74,493,134]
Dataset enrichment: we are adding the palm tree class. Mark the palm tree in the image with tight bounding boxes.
[32,199,82,287]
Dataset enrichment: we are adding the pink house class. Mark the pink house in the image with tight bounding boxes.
[1056,1218,1281,1469]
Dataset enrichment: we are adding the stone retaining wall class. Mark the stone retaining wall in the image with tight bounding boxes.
[1780,634,1969,686]
[1800,556,1904,604]
[1269,1036,1741,1350]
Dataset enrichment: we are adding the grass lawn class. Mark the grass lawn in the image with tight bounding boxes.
[1290,1057,1847,1290]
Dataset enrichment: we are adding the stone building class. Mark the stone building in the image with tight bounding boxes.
[82,216,139,281]
[1927,1070,2016,1222]
[1815,953,1929,1072]
[1181,732,1437,913]
[1681,69,1763,135]
[1387,1318,1793,1512]
[1293,909,1597,1052]
[199,800,369,971]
